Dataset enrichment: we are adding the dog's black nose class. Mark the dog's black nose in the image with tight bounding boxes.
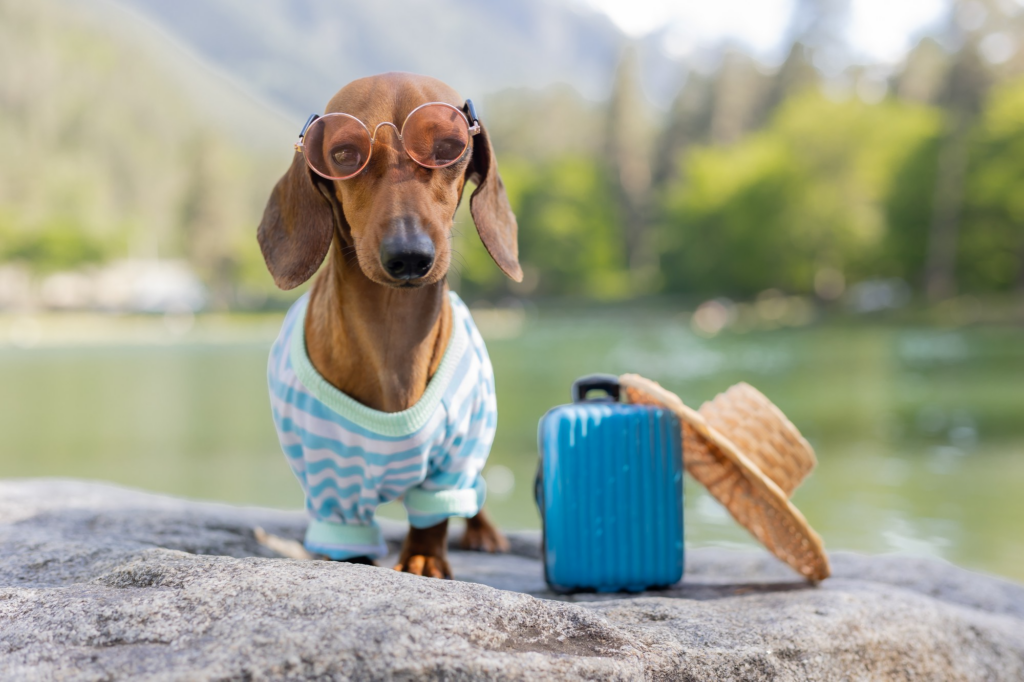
[380,231,435,281]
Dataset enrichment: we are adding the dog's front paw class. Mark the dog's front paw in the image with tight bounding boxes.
[460,510,510,553]
[394,554,451,579]
[460,524,510,553]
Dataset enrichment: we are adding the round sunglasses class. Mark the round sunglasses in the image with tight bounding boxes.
[294,100,481,181]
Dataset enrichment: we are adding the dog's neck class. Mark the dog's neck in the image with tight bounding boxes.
[304,240,452,413]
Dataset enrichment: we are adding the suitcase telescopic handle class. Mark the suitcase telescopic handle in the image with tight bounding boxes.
[571,374,620,403]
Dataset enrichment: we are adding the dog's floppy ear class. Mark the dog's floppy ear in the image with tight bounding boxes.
[257,152,334,290]
[466,123,523,282]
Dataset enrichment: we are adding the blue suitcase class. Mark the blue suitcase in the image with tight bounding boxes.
[536,375,684,593]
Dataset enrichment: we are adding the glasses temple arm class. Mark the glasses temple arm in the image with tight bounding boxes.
[464,99,481,135]
[294,113,319,151]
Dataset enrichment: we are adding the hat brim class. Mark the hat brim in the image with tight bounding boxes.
[619,374,831,582]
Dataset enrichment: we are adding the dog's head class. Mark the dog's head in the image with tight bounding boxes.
[257,72,521,290]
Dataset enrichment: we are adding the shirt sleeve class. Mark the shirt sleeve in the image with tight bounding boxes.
[404,357,497,529]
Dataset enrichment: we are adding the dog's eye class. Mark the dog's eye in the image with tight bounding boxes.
[431,138,464,164]
[330,145,364,174]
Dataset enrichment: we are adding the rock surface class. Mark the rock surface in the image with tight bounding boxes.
[1,479,1022,681]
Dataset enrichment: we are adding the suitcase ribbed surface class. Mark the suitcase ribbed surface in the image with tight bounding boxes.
[538,403,683,592]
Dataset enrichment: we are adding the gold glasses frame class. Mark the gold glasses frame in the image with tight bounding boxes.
[294,100,482,181]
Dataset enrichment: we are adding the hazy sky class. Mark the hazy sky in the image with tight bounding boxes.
[581,0,953,62]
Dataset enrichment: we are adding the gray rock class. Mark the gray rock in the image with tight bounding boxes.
[1,479,1022,681]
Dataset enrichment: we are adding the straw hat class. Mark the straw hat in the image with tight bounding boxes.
[619,374,831,582]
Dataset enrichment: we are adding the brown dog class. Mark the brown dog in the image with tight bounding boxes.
[257,73,521,578]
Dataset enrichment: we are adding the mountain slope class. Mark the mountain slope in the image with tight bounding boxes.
[0,0,290,297]
[111,0,682,114]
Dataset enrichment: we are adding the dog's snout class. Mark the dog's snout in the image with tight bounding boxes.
[380,219,435,281]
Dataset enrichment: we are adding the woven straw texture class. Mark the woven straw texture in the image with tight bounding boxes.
[700,383,816,498]
[619,374,831,582]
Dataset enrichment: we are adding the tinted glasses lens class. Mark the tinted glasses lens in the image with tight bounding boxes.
[303,114,371,179]
[402,104,470,169]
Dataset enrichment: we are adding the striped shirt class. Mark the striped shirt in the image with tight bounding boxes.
[267,291,496,560]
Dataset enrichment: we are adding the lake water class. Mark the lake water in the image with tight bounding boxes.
[1,308,1022,582]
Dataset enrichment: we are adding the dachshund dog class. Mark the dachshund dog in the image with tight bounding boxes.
[257,73,521,578]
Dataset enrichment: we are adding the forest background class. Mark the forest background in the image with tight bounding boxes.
[1,0,1022,317]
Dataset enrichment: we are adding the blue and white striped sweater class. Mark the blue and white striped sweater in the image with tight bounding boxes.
[268,291,496,560]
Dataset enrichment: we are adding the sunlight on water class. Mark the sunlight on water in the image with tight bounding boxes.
[0,310,1021,582]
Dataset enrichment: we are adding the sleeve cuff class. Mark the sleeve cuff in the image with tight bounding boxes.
[304,519,388,560]
[404,477,487,529]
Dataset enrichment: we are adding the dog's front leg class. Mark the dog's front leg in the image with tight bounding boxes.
[395,519,451,578]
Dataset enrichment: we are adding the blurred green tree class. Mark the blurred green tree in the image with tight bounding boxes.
[0,219,110,272]
[960,77,1024,292]
[923,30,992,301]
[605,48,657,289]
[657,134,804,295]
[657,91,943,297]
[454,156,629,300]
